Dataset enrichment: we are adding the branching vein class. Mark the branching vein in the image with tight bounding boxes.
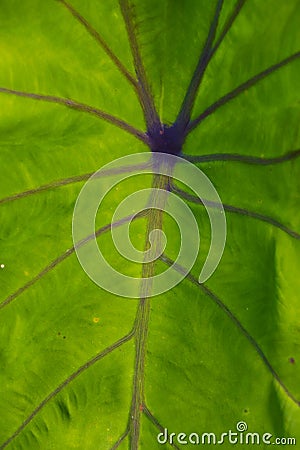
[119,0,160,130]
[110,427,130,450]
[160,254,300,408]
[176,0,224,131]
[143,404,180,450]
[182,148,300,165]
[0,162,153,206]
[0,212,147,311]
[171,182,300,240]
[0,87,148,143]
[0,331,135,450]
[211,0,247,60]
[57,0,138,88]
[187,50,300,133]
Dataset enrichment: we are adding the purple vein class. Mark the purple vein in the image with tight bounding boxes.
[143,404,180,450]
[119,0,160,130]
[0,211,147,311]
[160,254,300,408]
[171,183,300,240]
[57,0,137,89]
[0,330,135,450]
[182,148,300,165]
[0,87,148,144]
[0,161,153,206]
[187,50,300,133]
[176,0,224,131]
[211,0,247,60]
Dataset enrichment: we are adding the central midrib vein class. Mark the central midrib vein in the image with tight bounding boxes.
[129,168,171,450]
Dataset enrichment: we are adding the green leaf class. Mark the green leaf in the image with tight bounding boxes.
[1,1,300,449]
